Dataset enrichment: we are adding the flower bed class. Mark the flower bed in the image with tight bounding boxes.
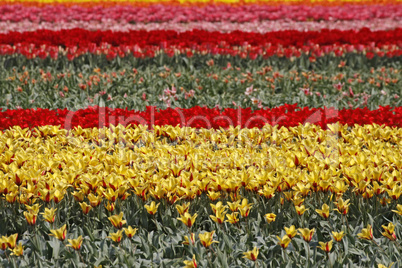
[0,0,401,267]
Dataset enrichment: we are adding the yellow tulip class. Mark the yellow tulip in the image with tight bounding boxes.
[284,225,297,239]
[243,247,259,261]
[49,224,67,241]
[318,240,333,252]
[227,200,241,212]
[79,202,92,215]
[23,211,37,226]
[104,202,115,212]
[183,233,196,245]
[177,212,198,228]
[108,212,127,229]
[176,202,190,215]
[144,201,160,215]
[264,213,276,223]
[378,263,394,268]
[199,231,219,248]
[54,190,65,204]
[67,236,84,251]
[183,255,197,268]
[277,235,291,249]
[38,188,55,203]
[72,191,85,202]
[210,201,227,214]
[298,228,315,242]
[382,223,397,241]
[123,226,138,239]
[295,205,308,216]
[210,209,226,224]
[332,231,345,242]
[226,212,239,224]
[25,203,41,215]
[357,224,373,240]
[41,207,57,223]
[392,204,402,216]
[316,204,330,219]
[108,230,124,243]
[10,242,23,257]
[6,234,18,249]
[88,193,102,207]
[334,198,350,215]
[207,191,221,201]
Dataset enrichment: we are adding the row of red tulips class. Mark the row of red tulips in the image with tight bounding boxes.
[0,4,400,22]
[1,105,402,130]
[1,42,401,60]
[2,28,401,48]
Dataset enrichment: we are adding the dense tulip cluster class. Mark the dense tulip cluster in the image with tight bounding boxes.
[1,123,402,266]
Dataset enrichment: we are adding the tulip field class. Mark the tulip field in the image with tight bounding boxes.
[1,0,402,267]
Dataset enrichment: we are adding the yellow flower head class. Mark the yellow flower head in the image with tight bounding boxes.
[210,201,227,214]
[277,235,291,249]
[226,212,239,224]
[183,233,196,245]
[210,209,226,224]
[357,224,373,240]
[108,212,127,229]
[199,231,219,248]
[176,202,190,215]
[334,198,350,215]
[177,212,198,228]
[243,247,259,261]
[23,211,37,226]
[104,202,115,212]
[392,204,402,216]
[284,225,297,239]
[378,263,394,268]
[316,204,330,219]
[183,255,197,268]
[207,191,221,201]
[6,234,18,249]
[318,240,333,253]
[10,242,23,257]
[25,204,41,215]
[123,226,138,239]
[382,222,397,241]
[227,200,241,212]
[41,207,57,224]
[295,205,308,216]
[264,213,276,223]
[67,236,84,251]
[144,201,160,215]
[332,231,345,242]
[298,228,315,243]
[79,202,92,215]
[49,224,67,241]
[108,230,124,243]
[88,193,102,207]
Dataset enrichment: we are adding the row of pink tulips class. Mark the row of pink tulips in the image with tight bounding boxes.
[0,4,400,23]
[0,18,400,33]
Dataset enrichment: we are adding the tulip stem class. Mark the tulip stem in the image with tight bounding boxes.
[78,250,86,265]
[4,250,10,263]
[206,249,213,267]
[326,252,332,268]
